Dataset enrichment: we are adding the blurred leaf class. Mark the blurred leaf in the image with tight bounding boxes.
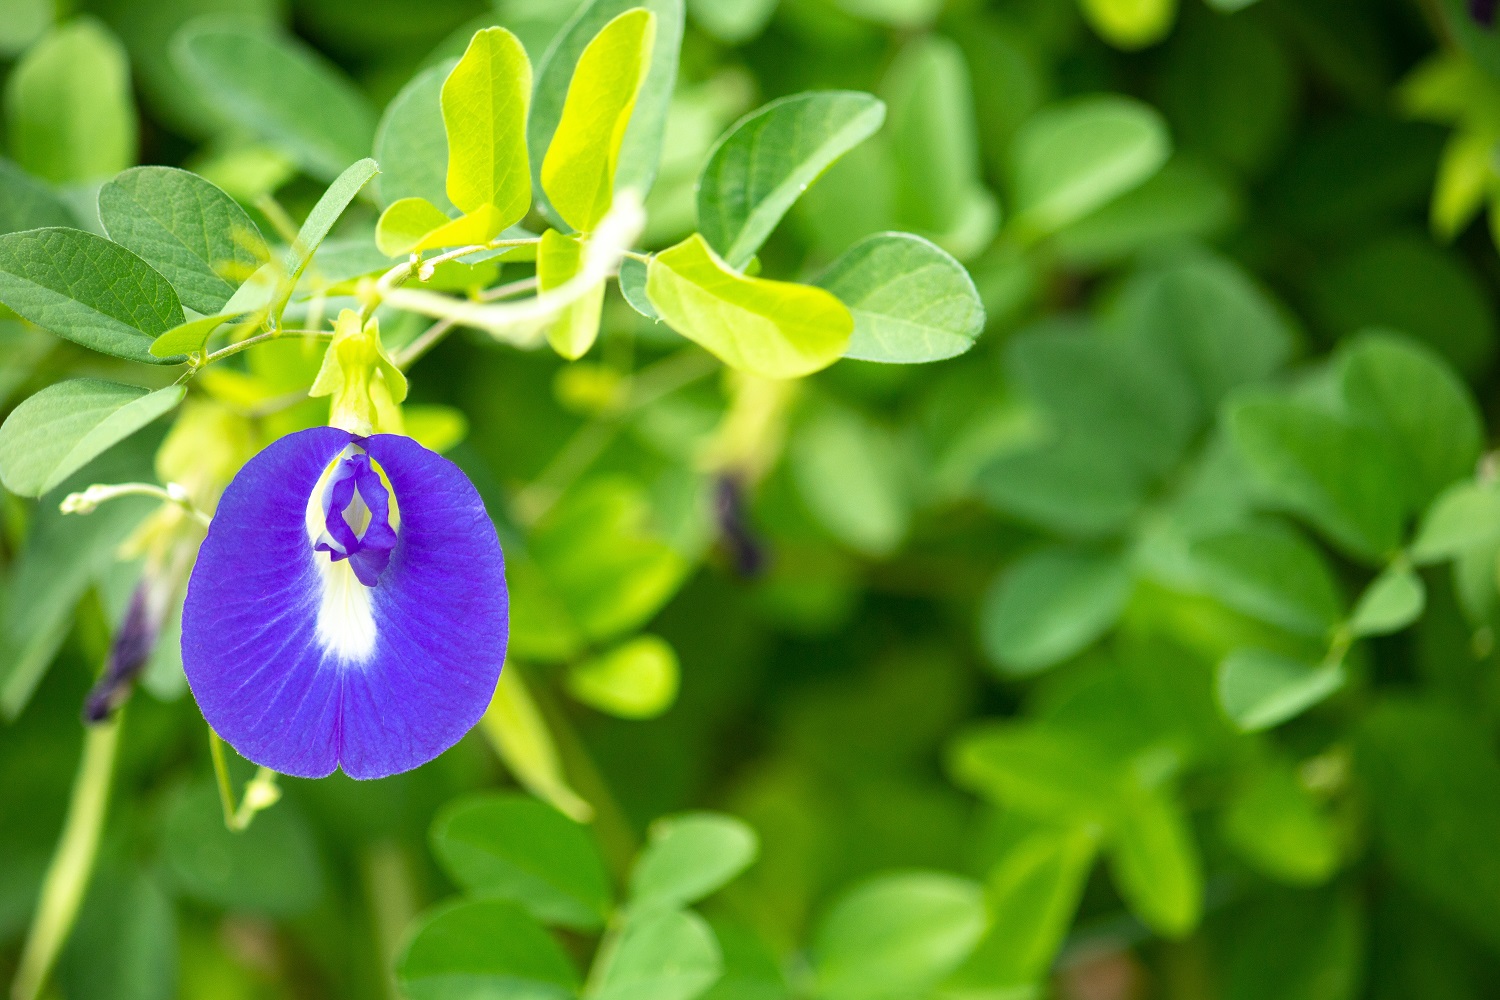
[698,91,885,269]
[1349,563,1425,638]
[687,0,777,43]
[1217,648,1344,732]
[979,547,1132,676]
[162,780,324,916]
[567,633,680,719]
[57,869,176,1000]
[375,61,456,211]
[1224,889,1363,1000]
[539,228,604,359]
[542,10,654,232]
[444,27,532,226]
[1053,156,1241,266]
[1221,760,1339,885]
[173,19,376,182]
[818,232,984,364]
[1078,0,1177,50]
[0,380,184,497]
[0,156,75,235]
[1189,523,1344,637]
[1411,480,1500,565]
[980,437,1151,539]
[0,0,50,56]
[1431,130,1493,241]
[630,812,759,910]
[99,166,270,314]
[1338,332,1483,514]
[1227,396,1404,563]
[592,907,722,1000]
[275,158,379,314]
[1010,96,1170,237]
[834,0,943,27]
[397,898,580,1000]
[618,256,658,319]
[431,793,611,929]
[646,234,853,379]
[403,404,469,453]
[4,18,136,184]
[1108,776,1202,938]
[0,228,184,364]
[790,403,908,557]
[949,723,1120,824]
[530,0,683,218]
[375,196,452,257]
[813,872,988,1000]
[883,36,997,258]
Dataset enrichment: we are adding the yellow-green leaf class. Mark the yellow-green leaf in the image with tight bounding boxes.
[565,634,680,719]
[413,204,508,252]
[149,312,238,358]
[375,197,452,257]
[1078,0,1178,50]
[540,9,656,232]
[403,404,469,453]
[645,234,853,378]
[538,228,604,360]
[442,27,532,226]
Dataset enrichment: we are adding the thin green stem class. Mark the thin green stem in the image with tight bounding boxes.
[10,717,121,1000]
[201,327,334,367]
[209,729,280,832]
[476,276,539,302]
[61,482,211,528]
[394,318,456,370]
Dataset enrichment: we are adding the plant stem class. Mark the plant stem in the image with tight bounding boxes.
[201,327,334,367]
[10,717,121,1000]
[209,729,280,832]
[394,318,457,370]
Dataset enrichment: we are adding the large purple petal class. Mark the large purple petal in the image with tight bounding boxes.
[182,427,509,779]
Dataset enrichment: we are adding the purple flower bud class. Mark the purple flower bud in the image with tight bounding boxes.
[714,475,766,578]
[182,428,509,779]
[1474,0,1498,27]
[83,583,162,723]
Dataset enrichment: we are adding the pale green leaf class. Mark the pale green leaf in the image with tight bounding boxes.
[819,232,984,364]
[402,404,468,454]
[979,547,1133,676]
[275,158,380,315]
[0,156,75,235]
[1411,480,1500,565]
[790,403,909,556]
[541,9,655,232]
[645,234,853,378]
[375,61,456,212]
[0,0,50,56]
[99,166,270,314]
[687,0,777,43]
[566,634,680,719]
[1189,523,1344,637]
[1348,563,1425,638]
[1221,761,1338,886]
[0,380,185,497]
[538,228,604,359]
[1218,649,1345,732]
[629,812,759,910]
[173,19,376,182]
[375,197,452,257]
[948,724,1121,824]
[1010,96,1171,237]
[698,91,885,268]
[592,908,722,1000]
[0,228,184,364]
[149,312,235,359]
[1108,778,1202,938]
[442,27,532,225]
[397,899,580,1000]
[1079,0,1178,50]
[618,255,658,319]
[4,18,136,184]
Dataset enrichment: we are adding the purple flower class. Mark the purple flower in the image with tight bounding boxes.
[1475,0,1498,26]
[182,427,508,779]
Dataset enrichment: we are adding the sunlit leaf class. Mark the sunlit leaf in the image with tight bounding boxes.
[443,27,532,226]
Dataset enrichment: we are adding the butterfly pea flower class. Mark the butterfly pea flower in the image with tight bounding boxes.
[181,425,509,780]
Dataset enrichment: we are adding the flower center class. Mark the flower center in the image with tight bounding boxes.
[308,444,400,587]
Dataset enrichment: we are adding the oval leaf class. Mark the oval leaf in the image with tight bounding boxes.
[698,90,885,268]
[397,899,580,1000]
[980,548,1133,677]
[645,234,853,378]
[592,908,722,1000]
[819,232,983,363]
[1217,648,1345,733]
[0,228,184,364]
[629,812,759,910]
[566,633,680,719]
[443,27,532,225]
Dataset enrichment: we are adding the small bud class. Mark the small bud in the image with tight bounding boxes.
[310,310,408,435]
[1473,0,1497,27]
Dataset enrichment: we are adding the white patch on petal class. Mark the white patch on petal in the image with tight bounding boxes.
[313,555,377,663]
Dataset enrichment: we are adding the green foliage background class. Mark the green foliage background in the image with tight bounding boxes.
[3,0,1500,997]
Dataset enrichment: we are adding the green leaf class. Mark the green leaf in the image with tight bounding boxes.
[1224,889,1362,1000]
[0,156,75,235]
[1010,96,1170,237]
[566,634,680,719]
[592,908,722,1000]
[173,20,376,182]
[1079,0,1177,50]
[1189,523,1344,637]
[149,313,236,360]
[0,380,185,497]
[541,9,655,233]
[375,197,452,257]
[57,869,176,1000]
[1217,648,1345,733]
[980,438,1151,539]
[883,36,997,257]
[430,793,612,929]
[4,18,136,184]
[529,0,683,217]
[538,228,604,359]
[813,872,989,1000]
[162,780,324,916]
[375,61,456,212]
[443,27,532,226]
[403,404,469,453]
[790,404,909,557]
[0,228,184,364]
[645,234,853,378]
[276,158,380,314]
[1357,700,1500,952]
[1220,761,1339,886]
[1108,777,1203,938]
[697,91,885,269]
[949,723,1120,824]
[0,0,49,57]
[1227,396,1405,563]
[629,812,759,910]
[817,232,984,364]
[1338,331,1484,514]
[397,899,580,1000]
[618,255,658,319]
[1411,480,1500,565]
[1348,563,1425,638]
[979,547,1133,676]
[686,0,777,44]
[99,166,270,315]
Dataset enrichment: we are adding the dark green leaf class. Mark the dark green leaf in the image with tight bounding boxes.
[979,547,1132,676]
[1189,522,1344,637]
[1224,890,1364,1000]
[397,898,580,1000]
[0,156,74,235]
